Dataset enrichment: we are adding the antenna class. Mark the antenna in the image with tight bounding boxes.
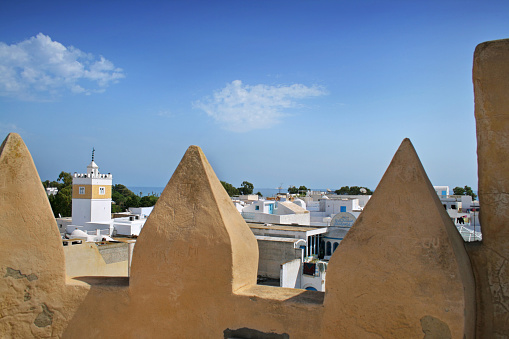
[92,147,95,162]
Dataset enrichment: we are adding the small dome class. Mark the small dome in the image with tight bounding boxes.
[70,229,89,240]
[293,198,307,209]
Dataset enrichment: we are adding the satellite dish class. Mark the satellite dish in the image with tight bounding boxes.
[360,188,367,194]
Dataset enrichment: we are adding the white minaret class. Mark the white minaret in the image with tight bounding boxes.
[71,148,112,226]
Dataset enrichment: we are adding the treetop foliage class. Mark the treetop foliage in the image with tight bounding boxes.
[288,185,308,195]
[221,180,254,196]
[335,186,373,195]
[452,185,477,200]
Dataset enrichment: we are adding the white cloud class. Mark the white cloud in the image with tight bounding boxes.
[0,33,125,100]
[194,80,327,132]
[157,110,172,118]
[0,122,22,136]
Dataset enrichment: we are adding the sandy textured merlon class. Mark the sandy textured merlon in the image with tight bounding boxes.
[323,138,475,338]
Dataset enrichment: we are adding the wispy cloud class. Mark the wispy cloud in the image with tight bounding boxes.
[0,122,23,136]
[194,80,327,132]
[157,110,173,118]
[0,33,125,101]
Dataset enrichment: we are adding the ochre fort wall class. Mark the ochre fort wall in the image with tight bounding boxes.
[1,39,508,338]
[467,38,509,338]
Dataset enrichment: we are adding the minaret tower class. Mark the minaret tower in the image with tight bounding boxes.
[71,148,112,226]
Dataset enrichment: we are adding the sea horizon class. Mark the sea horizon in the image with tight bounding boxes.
[127,186,329,198]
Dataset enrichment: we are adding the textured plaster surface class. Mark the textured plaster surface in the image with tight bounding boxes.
[322,139,475,338]
[63,243,128,277]
[471,38,509,338]
[0,133,89,338]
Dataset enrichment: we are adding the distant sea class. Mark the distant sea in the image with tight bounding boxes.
[128,187,328,198]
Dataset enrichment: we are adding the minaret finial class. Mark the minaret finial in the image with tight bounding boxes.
[92,147,95,162]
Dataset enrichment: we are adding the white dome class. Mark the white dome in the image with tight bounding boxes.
[69,229,89,240]
[293,198,307,210]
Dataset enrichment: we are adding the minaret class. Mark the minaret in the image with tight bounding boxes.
[71,149,112,226]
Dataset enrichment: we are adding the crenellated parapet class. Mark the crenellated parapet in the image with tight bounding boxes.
[1,38,509,338]
[73,173,112,179]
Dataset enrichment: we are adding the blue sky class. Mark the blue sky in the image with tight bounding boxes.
[1,0,508,191]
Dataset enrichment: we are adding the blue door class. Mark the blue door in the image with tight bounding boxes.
[268,203,274,214]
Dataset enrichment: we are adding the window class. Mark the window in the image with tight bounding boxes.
[99,187,105,195]
[79,187,85,195]
[340,206,346,212]
[333,242,339,252]
[326,241,332,256]
[255,206,260,211]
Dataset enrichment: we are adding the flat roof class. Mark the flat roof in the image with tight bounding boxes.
[247,222,322,232]
[254,235,304,243]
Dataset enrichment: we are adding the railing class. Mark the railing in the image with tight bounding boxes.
[456,225,482,242]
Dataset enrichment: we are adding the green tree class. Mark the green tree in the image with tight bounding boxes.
[464,186,477,200]
[289,185,308,195]
[111,184,135,212]
[221,181,239,196]
[45,171,73,217]
[453,186,477,200]
[140,195,159,207]
[58,171,73,187]
[49,185,72,217]
[452,186,465,195]
[42,179,60,189]
[238,181,254,195]
[113,184,135,197]
[288,186,298,194]
[125,195,141,209]
[256,191,263,197]
[335,186,372,195]
[112,191,127,211]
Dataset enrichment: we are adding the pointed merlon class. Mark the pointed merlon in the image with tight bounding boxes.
[130,145,258,296]
[322,138,475,339]
[0,133,65,286]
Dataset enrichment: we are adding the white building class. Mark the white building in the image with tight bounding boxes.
[433,186,482,242]
[241,200,311,225]
[67,152,114,236]
[248,222,328,291]
[64,151,153,239]
[46,187,58,196]
[434,186,450,197]
[308,196,365,226]
[322,212,357,260]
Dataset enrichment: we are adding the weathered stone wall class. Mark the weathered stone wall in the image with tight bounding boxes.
[63,242,128,277]
[257,239,301,279]
[468,38,509,338]
[0,134,88,338]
